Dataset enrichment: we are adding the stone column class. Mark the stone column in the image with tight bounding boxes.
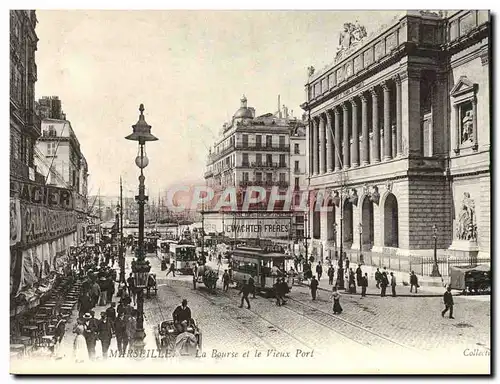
[395,75,402,156]
[319,114,326,174]
[361,94,369,165]
[326,111,334,172]
[453,105,460,154]
[342,103,350,169]
[400,68,422,157]
[472,95,478,150]
[370,88,380,163]
[382,81,392,161]
[307,114,312,175]
[334,108,341,171]
[312,117,319,175]
[350,98,359,167]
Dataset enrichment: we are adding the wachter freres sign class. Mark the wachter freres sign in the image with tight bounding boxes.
[223,217,291,239]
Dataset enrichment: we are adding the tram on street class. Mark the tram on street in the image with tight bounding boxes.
[230,245,294,297]
[170,243,197,274]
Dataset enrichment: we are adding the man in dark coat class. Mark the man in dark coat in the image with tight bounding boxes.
[98,312,113,359]
[173,299,192,324]
[238,280,252,309]
[327,266,335,285]
[106,302,117,327]
[83,312,98,360]
[126,273,136,306]
[380,272,388,297]
[310,276,319,300]
[356,265,362,286]
[316,262,323,281]
[410,271,419,293]
[248,275,256,298]
[360,273,368,297]
[441,286,455,319]
[222,270,230,292]
[106,276,115,304]
[78,292,93,319]
[114,312,128,357]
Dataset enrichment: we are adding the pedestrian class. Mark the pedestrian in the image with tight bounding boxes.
[390,272,397,297]
[82,312,97,360]
[78,291,93,319]
[98,277,108,306]
[90,279,101,308]
[222,270,230,292]
[356,265,362,286]
[327,265,334,285]
[53,313,66,347]
[375,267,382,289]
[310,275,319,301]
[331,287,343,314]
[345,256,350,271]
[126,273,136,306]
[441,286,455,319]
[126,310,137,349]
[348,268,356,294]
[114,312,128,357]
[380,272,388,297]
[316,262,323,281]
[361,272,368,297]
[106,275,115,304]
[238,279,252,309]
[274,278,283,306]
[73,318,88,363]
[98,312,113,359]
[410,271,419,293]
[217,253,223,267]
[166,262,176,278]
[105,302,117,326]
[280,277,289,301]
[248,275,256,298]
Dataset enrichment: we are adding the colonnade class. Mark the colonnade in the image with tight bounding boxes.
[309,77,403,175]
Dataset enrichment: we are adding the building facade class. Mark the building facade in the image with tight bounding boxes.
[301,10,490,261]
[10,11,80,313]
[204,96,307,241]
[35,118,89,244]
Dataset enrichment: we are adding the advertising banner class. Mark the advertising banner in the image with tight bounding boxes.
[10,198,22,246]
[223,216,291,239]
[20,202,77,247]
[11,180,74,210]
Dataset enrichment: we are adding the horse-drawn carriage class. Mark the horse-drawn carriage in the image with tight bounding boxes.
[196,265,218,292]
[449,264,491,295]
[153,319,202,357]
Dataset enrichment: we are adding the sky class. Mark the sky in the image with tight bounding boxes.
[34,10,401,198]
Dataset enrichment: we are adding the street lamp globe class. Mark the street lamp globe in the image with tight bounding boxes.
[135,154,149,169]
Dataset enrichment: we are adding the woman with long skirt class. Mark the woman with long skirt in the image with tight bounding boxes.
[331,287,343,314]
[73,319,89,363]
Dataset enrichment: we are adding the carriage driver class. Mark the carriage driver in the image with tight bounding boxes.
[173,299,192,329]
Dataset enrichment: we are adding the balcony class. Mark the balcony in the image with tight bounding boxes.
[250,162,287,169]
[236,143,290,152]
[293,168,305,174]
[210,144,235,162]
[204,169,213,178]
[238,180,289,189]
[25,109,41,137]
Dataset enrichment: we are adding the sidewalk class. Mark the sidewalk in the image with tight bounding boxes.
[299,260,450,297]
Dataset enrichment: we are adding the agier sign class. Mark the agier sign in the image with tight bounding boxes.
[11,181,74,210]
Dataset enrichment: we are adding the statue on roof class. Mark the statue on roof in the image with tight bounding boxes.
[337,22,367,54]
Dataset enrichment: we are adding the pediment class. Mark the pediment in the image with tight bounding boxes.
[450,76,477,97]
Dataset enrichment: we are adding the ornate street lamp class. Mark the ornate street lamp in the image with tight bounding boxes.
[125,103,158,354]
[431,224,440,277]
[333,222,337,256]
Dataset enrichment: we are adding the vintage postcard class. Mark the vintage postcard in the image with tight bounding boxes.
[9,9,491,375]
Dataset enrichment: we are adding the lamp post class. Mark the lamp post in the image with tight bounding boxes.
[119,177,125,283]
[431,224,440,277]
[333,222,337,256]
[125,104,158,354]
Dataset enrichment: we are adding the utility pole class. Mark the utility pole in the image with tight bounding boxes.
[119,176,125,283]
[201,200,205,263]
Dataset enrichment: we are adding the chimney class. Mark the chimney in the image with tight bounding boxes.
[283,105,288,119]
[278,95,281,118]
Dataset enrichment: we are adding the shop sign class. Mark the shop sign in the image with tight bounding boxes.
[20,202,77,246]
[11,180,74,210]
[223,217,291,239]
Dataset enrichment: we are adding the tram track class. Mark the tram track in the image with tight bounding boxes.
[282,294,419,354]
